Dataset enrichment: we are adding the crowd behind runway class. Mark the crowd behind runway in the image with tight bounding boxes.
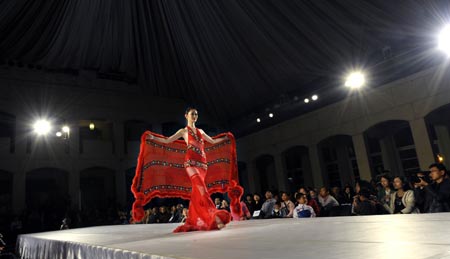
[1,163,449,257]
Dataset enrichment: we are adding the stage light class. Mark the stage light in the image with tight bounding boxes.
[33,119,51,135]
[89,123,95,130]
[269,113,274,118]
[256,118,261,123]
[304,98,310,103]
[438,25,450,56]
[345,72,365,89]
[62,126,70,133]
[312,95,318,101]
[56,132,62,137]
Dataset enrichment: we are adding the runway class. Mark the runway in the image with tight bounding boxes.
[17,213,450,259]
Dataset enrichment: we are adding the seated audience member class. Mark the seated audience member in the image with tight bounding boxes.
[384,176,419,214]
[157,206,171,223]
[245,194,255,215]
[415,163,450,213]
[353,188,377,215]
[168,205,181,223]
[220,200,231,212]
[253,193,263,211]
[240,200,252,220]
[331,187,345,204]
[318,187,339,216]
[271,202,284,218]
[299,188,321,216]
[377,175,394,205]
[214,198,222,209]
[180,208,188,223]
[293,193,316,218]
[147,207,159,224]
[280,192,295,218]
[342,185,354,204]
[261,190,277,218]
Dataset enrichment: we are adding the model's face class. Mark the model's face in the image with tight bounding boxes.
[185,109,198,123]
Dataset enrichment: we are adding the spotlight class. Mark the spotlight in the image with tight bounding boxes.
[269,113,274,118]
[89,123,95,130]
[62,126,70,133]
[56,132,62,137]
[256,118,261,123]
[304,98,310,103]
[33,119,51,135]
[438,25,450,56]
[345,72,365,89]
[312,95,318,101]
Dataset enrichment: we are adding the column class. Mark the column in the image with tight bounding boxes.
[380,136,402,176]
[336,145,352,185]
[409,118,435,169]
[352,134,372,181]
[434,124,450,168]
[301,153,314,188]
[113,121,124,156]
[273,152,288,192]
[12,170,26,214]
[308,144,324,188]
[68,169,81,210]
[246,160,259,194]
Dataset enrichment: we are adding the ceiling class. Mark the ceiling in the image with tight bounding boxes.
[0,0,448,136]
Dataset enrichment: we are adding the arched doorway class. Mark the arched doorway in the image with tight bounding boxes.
[318,135,358,188]
[254,154,277,193]
[80,167,116,211]
[425,104,450,168]
[364,120,420,177]
[283,146,312,192]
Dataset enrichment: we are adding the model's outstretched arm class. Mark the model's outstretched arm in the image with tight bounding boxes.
[200,129,228,144]
[146,129,184,144]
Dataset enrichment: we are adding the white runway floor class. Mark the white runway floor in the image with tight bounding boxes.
[17,213,450,259]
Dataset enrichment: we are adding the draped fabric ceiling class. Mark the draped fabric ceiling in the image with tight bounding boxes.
[0,0,447,136]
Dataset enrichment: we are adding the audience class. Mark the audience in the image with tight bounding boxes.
[261,191,277,219]
[415,163,450,213]
[280,192,295,218]
[318,187,339,216]
[293,193,316,218]
[377,175,394,206]
[384,176,418,214]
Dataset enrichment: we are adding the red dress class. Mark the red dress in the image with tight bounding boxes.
[173,126,231,232]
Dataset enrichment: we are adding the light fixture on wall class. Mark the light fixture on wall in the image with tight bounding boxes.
[269,113,274,118]
[311,95,318,101]
[256,118,261,123]
[437,153,445,164]
[89,123,95,130]
[56,131,62,137]
[304,98,310,103]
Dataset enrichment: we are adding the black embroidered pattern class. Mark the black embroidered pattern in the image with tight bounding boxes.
[187,144,205,157]
[145,140,186,153]
[143,160,185,170]
[187,127,203,144]
[205,140,231,152]
[207,158,231,166]
[206,180,229,188]
[184,159,208,170]
[143,185,192,195]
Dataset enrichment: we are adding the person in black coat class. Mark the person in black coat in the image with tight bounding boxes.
[415,163,450,213]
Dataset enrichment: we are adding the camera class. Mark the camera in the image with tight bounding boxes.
[409,171,431,184]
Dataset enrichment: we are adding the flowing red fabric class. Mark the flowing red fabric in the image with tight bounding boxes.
[131,127,243,232]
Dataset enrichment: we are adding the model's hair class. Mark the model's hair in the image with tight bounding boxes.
[185,107,197,114]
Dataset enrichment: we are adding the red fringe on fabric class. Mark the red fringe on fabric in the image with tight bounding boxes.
[131,131,242,222]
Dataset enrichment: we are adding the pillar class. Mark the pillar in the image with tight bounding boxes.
[308,144,324,188]
[352,134,372,181]
[409,118,435,169]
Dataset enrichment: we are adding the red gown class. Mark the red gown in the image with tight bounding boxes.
[173,126,231,232]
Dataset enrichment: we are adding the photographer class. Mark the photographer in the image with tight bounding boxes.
[415,163,450,213]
